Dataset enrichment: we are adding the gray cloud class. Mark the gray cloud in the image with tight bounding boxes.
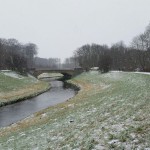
[0,0,150,61]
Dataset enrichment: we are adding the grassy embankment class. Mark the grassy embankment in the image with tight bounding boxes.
[0,71,50,107]
[0,71,150,149]
[38,73,63,79]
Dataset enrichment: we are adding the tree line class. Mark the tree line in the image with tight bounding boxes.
[74,23,150,72]
[1,23,150,73]
[0,38,37,73]
[34,57,80,70]
[34,57,61,69]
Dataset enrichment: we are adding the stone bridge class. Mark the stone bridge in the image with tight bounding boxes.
[29,68,83,78]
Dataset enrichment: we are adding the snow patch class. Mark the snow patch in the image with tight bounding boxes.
[108,139,119,144]
[94,144,105,150]
[68,103,75,108]
[134,72,150,75]
[1,70,24,79]
[19,132,26,137]
[42,113,47,118]
[111,71,123,73]
[105,71,123,80]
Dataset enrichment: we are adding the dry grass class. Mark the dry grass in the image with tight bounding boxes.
[0,72,50,106]
[0,71,150,150]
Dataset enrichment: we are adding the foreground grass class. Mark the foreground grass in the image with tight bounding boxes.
[0,71,50,106]
[0,71,150,149]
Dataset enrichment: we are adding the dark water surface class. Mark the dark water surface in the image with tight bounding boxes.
[0,79,76,127]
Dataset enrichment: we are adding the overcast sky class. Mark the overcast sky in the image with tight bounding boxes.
[0,0,150,61]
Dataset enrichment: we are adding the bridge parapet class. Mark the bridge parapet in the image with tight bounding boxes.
[30,68,83,78]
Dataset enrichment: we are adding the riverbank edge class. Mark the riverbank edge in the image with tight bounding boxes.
[65,80,81,92]
[0,77,83,135]
[1,72,150,149]
[0,82,51,107]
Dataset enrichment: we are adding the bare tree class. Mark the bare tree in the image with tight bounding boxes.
[23,43,38,69]
[0,38,38,73]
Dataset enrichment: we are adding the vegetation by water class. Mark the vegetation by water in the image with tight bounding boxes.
[73,23,150,73]
[38,73,63,79]
[0,71,50,106]
[0,71,150,149]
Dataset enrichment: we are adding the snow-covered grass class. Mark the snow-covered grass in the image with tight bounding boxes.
[0,71,50,106]
[0,71,150,149]
[1,70,25,79]
[134,71,150,75]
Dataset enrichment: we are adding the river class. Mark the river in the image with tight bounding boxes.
[0,78,76,127]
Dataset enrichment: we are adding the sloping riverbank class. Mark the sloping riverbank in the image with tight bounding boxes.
[0,71,150,149]
[0,71,50,107]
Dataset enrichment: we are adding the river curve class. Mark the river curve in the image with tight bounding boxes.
[0,79,76,127]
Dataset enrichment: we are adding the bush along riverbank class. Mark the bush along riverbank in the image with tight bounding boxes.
[0,71,150,149]
[0,70,50,107]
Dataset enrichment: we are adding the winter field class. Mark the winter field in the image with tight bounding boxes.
[0,70,50,106]
[0,71,150,149]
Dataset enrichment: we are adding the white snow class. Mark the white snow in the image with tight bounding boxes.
[27,73,37,79]
[1,70,24,79]
[94,144,105,150]
[108,139,119,144]
[134,72,150,75]
[111,71,123,73]
[68,103,75,108]
[111,70,150,75]
[41,113,47,118]
[0,71,149,149]
[0,70,11,72]
[90,67,99,70]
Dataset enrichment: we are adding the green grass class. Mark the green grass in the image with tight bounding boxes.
[0,72,50,106]
[0,73,36,92]
[38,73,63,79]
[0,71,150,149]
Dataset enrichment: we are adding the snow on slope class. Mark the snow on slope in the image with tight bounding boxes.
[0,70,24,79]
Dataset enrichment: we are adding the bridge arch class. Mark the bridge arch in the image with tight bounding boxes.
[29,68,83,79]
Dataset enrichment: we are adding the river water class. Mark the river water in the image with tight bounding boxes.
[0,79,76,127]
